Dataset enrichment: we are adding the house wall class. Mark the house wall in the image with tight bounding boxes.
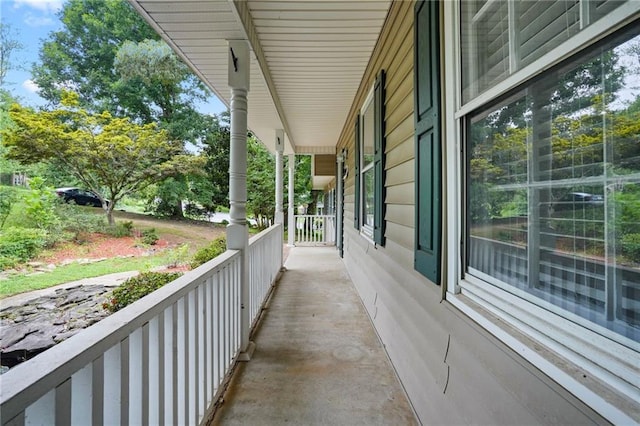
[336,2,609,424]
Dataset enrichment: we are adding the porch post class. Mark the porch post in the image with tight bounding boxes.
[226,40,253,360]
[287,153,295,246]
[275,129,285,225]
[336,151,344,255]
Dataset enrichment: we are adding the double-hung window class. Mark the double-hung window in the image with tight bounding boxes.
[457,0,640,408]
[355,71,386,245]
[466,30,640,342]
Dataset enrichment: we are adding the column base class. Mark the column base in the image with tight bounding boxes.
[238,341,256,362]
[275,211,284,224]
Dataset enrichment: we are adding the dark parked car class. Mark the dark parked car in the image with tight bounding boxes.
[55,187,106,207]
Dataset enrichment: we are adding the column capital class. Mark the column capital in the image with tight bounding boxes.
[275,129,285,153]
[228,40,250,91]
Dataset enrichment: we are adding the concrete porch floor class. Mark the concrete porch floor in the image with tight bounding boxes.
[210,246,417,425]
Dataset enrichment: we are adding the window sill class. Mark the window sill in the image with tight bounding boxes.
[447,283,640,424]
[359,227,375,246]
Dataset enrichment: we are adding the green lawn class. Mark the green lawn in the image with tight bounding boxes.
[0,252,172,298]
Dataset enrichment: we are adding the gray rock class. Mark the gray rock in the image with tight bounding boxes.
[53,329,81,343]
[1,283,116,368]
[0,326,30,349]
[3,331,56,353]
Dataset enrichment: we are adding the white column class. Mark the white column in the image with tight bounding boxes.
[336,152,344,254]
[275,129,284,225]
[287,154,295,246]
[226,40,253,360]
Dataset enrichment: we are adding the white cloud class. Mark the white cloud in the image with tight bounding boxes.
[13,0,63,14]
[24,14,54,27]
[22,79,41,93]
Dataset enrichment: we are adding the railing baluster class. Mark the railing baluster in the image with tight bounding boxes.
[142,323,150,426]
[214,271,221,395]
[164,306,174,426]
[2,226,284,426]
[157,311,165,426]
[176,298,185,425]
[193,286,204,423]
[148,318,160,426]
[71,363,92,425]
[103,344,120,425]
[25,390,54,424]
[188,290,196,424]
[205,276,212,404]
[198,284,206,420]
[120,337,129,426]
[233,259,239,355]
[223,266,229,375]
[129,328,143,425]
[292,215,336,246]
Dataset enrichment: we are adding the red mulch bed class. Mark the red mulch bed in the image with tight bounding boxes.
[37,233,171,265]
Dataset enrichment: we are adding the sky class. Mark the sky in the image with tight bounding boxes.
[0,0,226,114]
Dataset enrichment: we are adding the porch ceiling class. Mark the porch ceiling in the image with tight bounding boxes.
[128,0,390,156]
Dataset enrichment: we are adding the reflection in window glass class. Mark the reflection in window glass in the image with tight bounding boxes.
[362,100,375,165]
[360,91,375,237]
[461,0,627,103]
[467,32,640,344]
[363,168,375,229]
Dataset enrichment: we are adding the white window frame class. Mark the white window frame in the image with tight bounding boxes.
[359,86,376,240]
[442,1,640,423]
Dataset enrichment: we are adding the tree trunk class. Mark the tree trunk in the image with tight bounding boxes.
[106,205,115,226]
[173,199,184,218]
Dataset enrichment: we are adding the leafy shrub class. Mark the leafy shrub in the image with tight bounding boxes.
[141,228,159,245]
[0,227,48,269]
[103,271,182,313]
[55,202,107,241]
[23,177,60,230]
[0,256,19,270]
[621,233,640,263]
[165,243,190,268]
[106,220,133,237]
[190,235,227,269]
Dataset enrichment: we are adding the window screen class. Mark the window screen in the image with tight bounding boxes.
[466,29,640,344]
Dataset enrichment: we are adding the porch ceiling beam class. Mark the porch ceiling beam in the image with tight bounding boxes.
[294,146,337,155]
[229,0,297,154]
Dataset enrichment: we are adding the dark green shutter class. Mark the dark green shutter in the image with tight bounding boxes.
[374,70,386,245]
[414,0,441,284]
[354,115,360,229]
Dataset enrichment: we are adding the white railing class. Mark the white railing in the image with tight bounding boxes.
[0,224,284,426]
[293,215,335,246]
[248,224,283,327]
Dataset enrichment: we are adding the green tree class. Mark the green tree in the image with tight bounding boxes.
[291,155,312,209]
[1,22,24,172]
[247,136,276,226]
[32,2,217,218]
[114,39,208,126]
[0,22,24,88]
[200,112,230,212]
[3,92,204,225]
[31,0,159,111]
[114,39,213,217]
